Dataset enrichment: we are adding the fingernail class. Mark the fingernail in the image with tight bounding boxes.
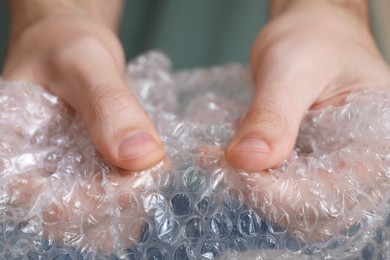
[231,137,270,154]
[118,132,158,160]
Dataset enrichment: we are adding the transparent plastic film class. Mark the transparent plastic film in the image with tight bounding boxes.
[1,52,390,259]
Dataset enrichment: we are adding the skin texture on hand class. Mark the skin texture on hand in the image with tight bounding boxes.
[3,0,165,171]
[225,0,390,171]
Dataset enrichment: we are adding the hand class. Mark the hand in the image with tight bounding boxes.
[226,0,390,171]
[224,0,390,245]
[2,1,165,171]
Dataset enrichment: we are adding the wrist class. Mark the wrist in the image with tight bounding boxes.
[270,0,368,19]
[264,0,373,42]
[7,0,122,42]
[252,0,380,73]
[269,0,369,31]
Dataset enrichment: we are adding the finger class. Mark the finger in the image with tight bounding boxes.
[83,80,165,171]
[225,33,335,172]
[49,40,165,171]
[226,80,314,171]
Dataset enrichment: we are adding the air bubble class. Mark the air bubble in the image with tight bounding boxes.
[143,193,166,218]
[361,243,374,260]
[322,200,343,222]
[183,216,203,241]
[295,204,318,232]
[200,240,223,260]
[285,230,306,252]
[157,170,177,194]
[146,246,167,260]
[221,187,243,212]
[128,218,153,244]
[374,228,386,244]
[237,210,261,237]
[257,234,280,249]
[0,186,10,210]
[59,224,82,247]
[313,228,334,245]
[8,235,32,255]
[119,248,142,260]
[174,243,194,260]
[210,213,233,240]
[210,169,228,190]
[248,189,272,210]
[41,202,64,224]
[196,194,217,215]
[343,222,362,237]
[266,208,289,234]
[171,193,192,217]
[0,220,17,240]
[19,216,41,235]
[171,152,192,171]
[43,151,62,171]
[197,152,222,170]
[157,218,180,244]
[227,237,250,254]
[33,232,54,254]
[116,193,139,218]
[183,168,205,192]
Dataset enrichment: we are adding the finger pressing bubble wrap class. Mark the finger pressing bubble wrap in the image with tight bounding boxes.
[1,52,390,259]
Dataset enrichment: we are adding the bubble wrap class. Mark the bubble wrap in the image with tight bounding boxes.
[1,52,390,259]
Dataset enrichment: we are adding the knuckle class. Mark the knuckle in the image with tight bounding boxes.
[89,84,134,124]
[244,100,292,134]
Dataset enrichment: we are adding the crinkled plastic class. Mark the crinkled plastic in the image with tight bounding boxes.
[1,51,390,259]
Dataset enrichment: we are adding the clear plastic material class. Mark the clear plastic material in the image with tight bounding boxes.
[1,51,390,259]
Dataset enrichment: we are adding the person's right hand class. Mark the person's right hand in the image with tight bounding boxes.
[2,3,165,171]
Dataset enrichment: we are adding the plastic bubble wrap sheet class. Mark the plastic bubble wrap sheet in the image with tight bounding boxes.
[1,52,390,259]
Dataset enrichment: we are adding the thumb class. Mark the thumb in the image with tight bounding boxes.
[49,40,166,171]
[75,76,164,171]
[48,42,167,172]
[5,66,165,171]
[226,85,310,172]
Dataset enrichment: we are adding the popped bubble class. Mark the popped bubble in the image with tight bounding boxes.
[170,193,192,217]
[1,51,390,259]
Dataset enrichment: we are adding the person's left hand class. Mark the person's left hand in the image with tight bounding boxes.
[225,0,390,171]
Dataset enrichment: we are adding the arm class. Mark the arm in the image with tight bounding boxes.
[8,0,123,39]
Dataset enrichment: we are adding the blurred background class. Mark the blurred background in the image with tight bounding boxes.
[0,1,389,72]
[0,0,268,71]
